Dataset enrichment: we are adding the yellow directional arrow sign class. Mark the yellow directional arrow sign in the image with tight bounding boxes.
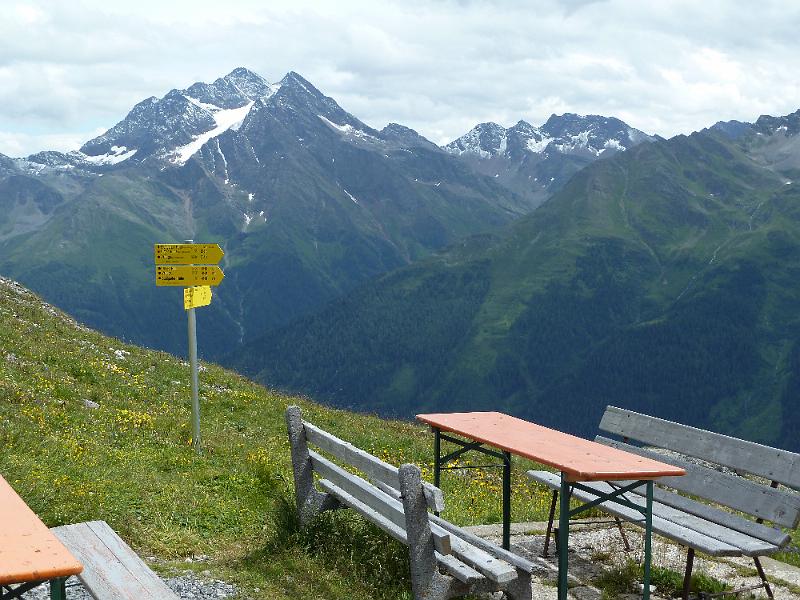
[184,286,212,310]
[154,243,224,265]
[156,265,224,287]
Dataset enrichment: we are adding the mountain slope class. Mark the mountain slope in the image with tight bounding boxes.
[0,69,529,359]
[232,115,800,451]
[0,276,549,599]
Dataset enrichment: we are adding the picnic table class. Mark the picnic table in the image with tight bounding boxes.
[0,474,82,600]
[417,411,686,600]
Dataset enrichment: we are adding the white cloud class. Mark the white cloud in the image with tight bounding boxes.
[2,0,800,156]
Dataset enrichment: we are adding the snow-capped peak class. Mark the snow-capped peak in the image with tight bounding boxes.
[444,122,508,158]
[170,101,254,165]
[445,113,653,160]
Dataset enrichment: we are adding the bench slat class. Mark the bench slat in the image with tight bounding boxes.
[435,552,484,585]
[600,406,800,489]
[429,514,537,574]
[600,485,778,555]
[311,450,517,584]
[527,471,743,556]
[596,437,800,528]
[446,536,517,584]
[376,483,535,573]
[52,521,178,600]
[310,451,452,555]
[304,421,445,512]
[317,479,484,585]
[645,487,790,548]
[374,480,537,574]
[590,476,790,548]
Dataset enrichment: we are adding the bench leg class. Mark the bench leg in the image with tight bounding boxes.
[49,578,67,600]
[542,490,557,557]
[399,464,468,600]
[285,406,340,526]
[681,548,694,600]
[504,570,533,600]
[753,557,774,599]
[614,517,631,552]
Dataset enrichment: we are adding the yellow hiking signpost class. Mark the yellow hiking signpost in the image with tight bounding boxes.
[154,241,224,453]
[184,285,212,309]
[155,265,225,286]
[154,243,224,265]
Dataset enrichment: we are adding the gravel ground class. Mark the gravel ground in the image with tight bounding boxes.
[9,521,799,599]
[14,570,237,599]
[468,520,800,600]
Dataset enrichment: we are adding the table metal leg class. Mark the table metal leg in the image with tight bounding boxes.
[502,450,511,550]
[50,577,67,600]
[643,481,653,600]
[558,473,570,600]
[433,428,441,516]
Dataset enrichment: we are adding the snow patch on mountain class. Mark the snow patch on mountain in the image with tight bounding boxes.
[526,136,553,153]
[318,115,377,142]
[78,145,138,165]
[171,102,254,165]
[446,115,653,161]
[343,189,360,205]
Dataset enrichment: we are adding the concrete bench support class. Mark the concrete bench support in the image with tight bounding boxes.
[285,405,534,600]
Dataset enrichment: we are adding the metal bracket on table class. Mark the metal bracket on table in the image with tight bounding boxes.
[432,428,513,550]
[1,580,46,600]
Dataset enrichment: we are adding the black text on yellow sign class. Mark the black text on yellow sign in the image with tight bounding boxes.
[156,265,224,287]
[184,286,212,310]
[154,243,224,265]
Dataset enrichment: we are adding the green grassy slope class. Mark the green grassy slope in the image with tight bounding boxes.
[0,276,552,599]
[233,128,800,451]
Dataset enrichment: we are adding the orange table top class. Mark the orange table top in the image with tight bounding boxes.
[0,475,82,585]
[417,411,686,482]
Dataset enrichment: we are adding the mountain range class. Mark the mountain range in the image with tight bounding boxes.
[231,108,800,451]
[0,67,645,360]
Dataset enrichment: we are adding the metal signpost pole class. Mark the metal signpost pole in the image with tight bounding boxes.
[185,239,202,452]
[155,240,223,454]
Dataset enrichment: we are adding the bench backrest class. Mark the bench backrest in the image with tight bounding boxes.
[302,420,445,513]
[285,406,525,587]
[599,406,800,529]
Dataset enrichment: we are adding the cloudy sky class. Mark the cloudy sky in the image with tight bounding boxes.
[2,0,799,157]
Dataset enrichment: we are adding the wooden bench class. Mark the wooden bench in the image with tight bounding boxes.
[285,405,536,600]
[51,521,179,600]
[528,406,800,599]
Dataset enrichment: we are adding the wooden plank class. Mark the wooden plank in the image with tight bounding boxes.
[600,406,800,489]
[317,479,410,546]
[596,437,800,528]
[588,473,790,547]
[309,451,451,555]
[0,475,83,585]
[527,471,743,556]
[318,479,483,585]
[435,552,484,585]
[311,451,516,583]
[85,521,178,598]
[600,485,777,556]
[446,536,517,584]
[429,514,537,574]
[53,522,178,599]
[645,488,790,548]
[417,412,685,481]
[373,481,536,575]
[304,421,445,512]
